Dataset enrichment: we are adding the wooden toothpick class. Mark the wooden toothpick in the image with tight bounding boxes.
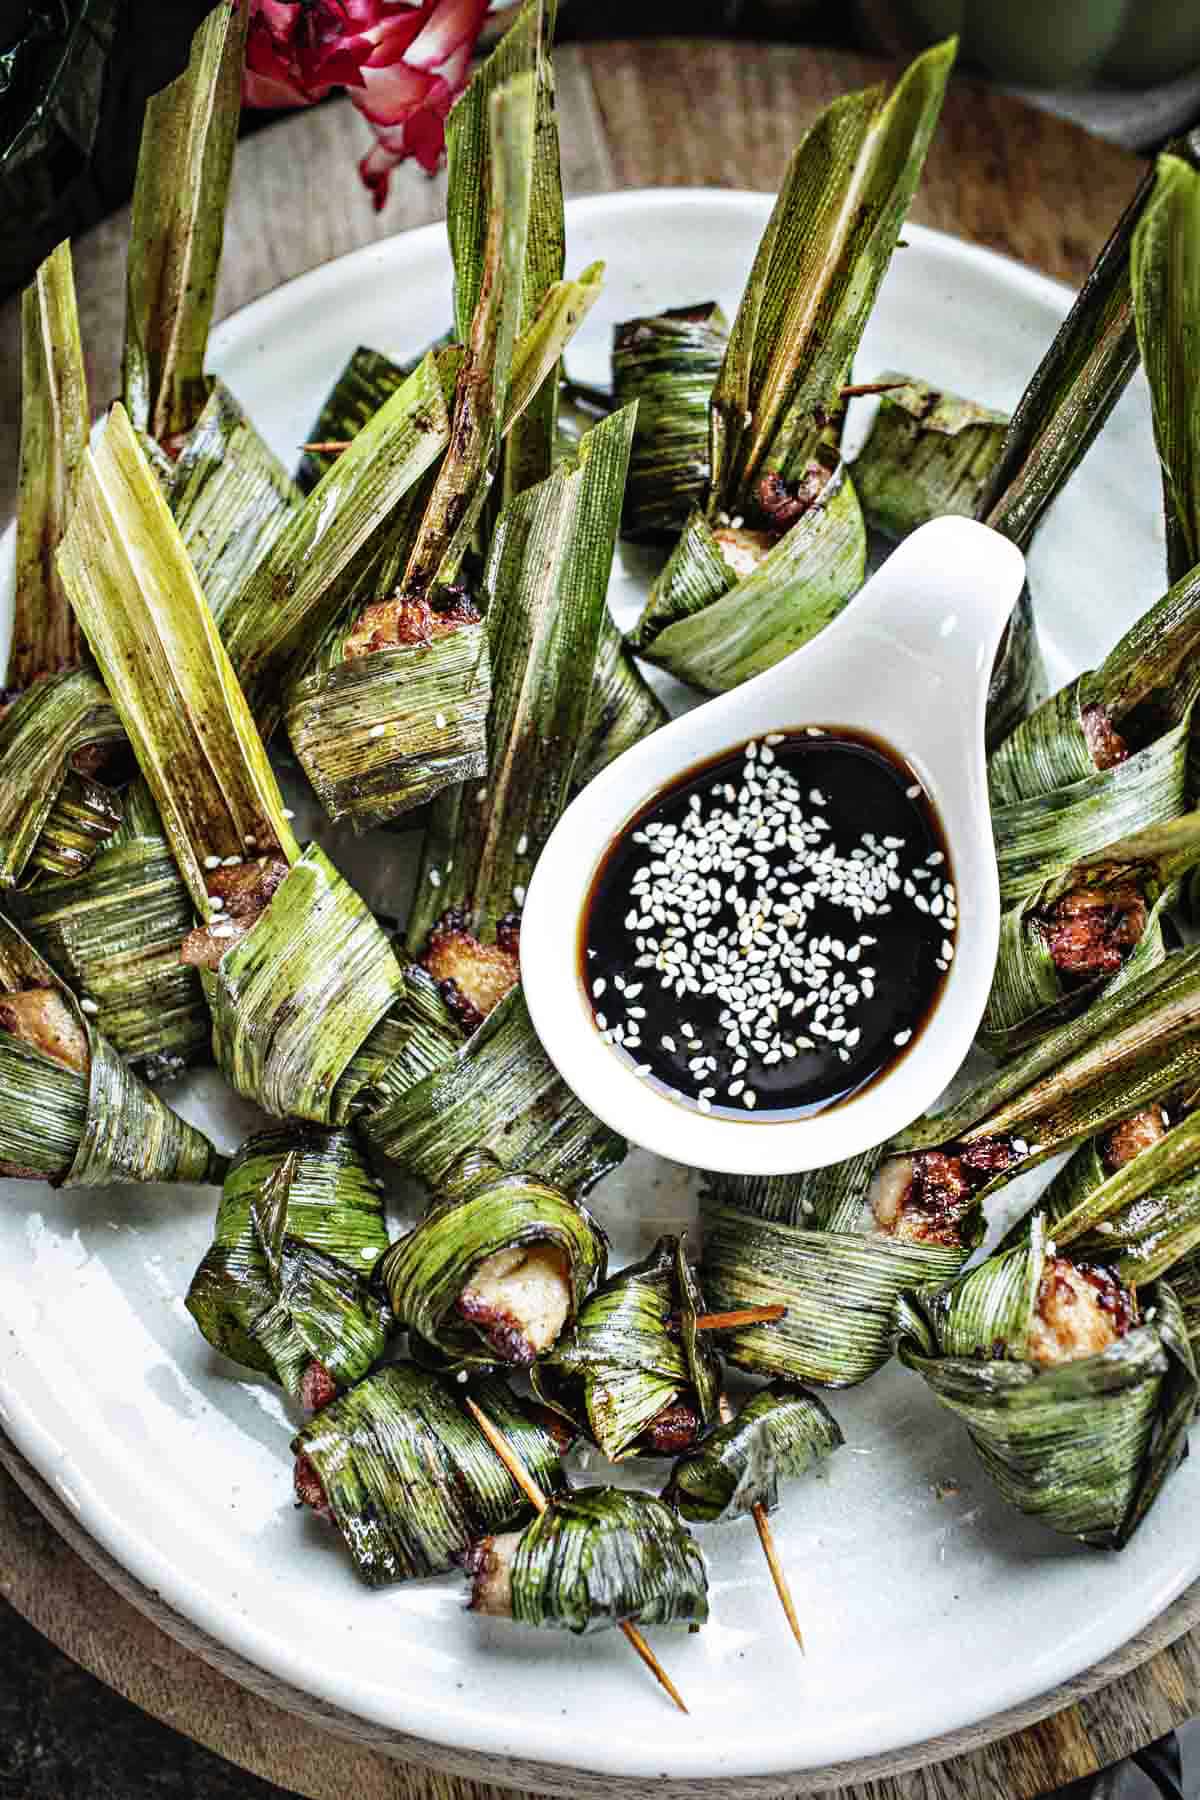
[718,1396,803,1653]
[299,439,352,454]
[463,1396,689,1714]
[694,1304,786,1332]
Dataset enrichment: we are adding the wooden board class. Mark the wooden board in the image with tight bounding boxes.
[0,35,1181,1800]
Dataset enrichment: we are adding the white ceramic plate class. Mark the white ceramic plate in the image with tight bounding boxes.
[0,191,1181,1791]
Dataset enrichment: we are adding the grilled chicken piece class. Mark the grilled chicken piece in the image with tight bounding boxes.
[713,526,775,579]
[0,987,88,1074]
[638,1399,702,1456]
[465,1529,520,1617]
[1081,702,1130,772]
[753,464,828,531]
[1041,884,1147,983]
[343,588,481,661]
[180,853,290,970]
[299,1360,339,1412]
[1027,1257,1135,1366]
[421,910,520,1033]
[293,1452,334,1521]
[457,1242,573,1364]
[1102,1105,1170,1173]
[872,1140,1017,1247]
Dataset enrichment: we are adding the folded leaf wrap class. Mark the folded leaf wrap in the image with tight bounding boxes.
[206,843,406,1125]
[507,1487,709,1634]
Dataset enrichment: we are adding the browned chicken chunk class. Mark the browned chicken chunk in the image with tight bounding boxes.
[293,1452,334,1521]
[343,588,481,661]
[638,1399,703,1456]
[1027,1257,1135,1366]
[1040,884,1147,983]
[0,987,89,1074]
[180,853,290,971]
[1081,702,1130,772]
[871,1139,1018,1247]
[464,1530,520,1617]
[457,1242,573,1364]
[753,464,828,531]
[421,909,521,1033]
[1102,1105,1170,1173]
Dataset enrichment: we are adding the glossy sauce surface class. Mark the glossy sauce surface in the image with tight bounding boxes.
[581,729,954,1119]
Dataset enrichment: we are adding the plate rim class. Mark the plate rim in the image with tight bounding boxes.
[0,186,1187,1786]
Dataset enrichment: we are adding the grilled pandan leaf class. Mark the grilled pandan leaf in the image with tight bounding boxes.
[663,1384,842,1522]
[167,380,301,624]
[282,66,547,834]
[1003,1105,1200,1288]
[851,373,1008,540]
[472,1487,709,1633]
[888,949,1200,1218]
[121,2,247,448]
[378,1150,607,1369]
[186,1125,391,1400]
[447,0,564,507]
[575,611,668,789]
[14,779,209,1081]
[0,910,220,1187]
[220,349,455,740]
[4,243,126,890]
[979,810,1200,1057]
[296,342,449,493]
[989,563,1200,904]
[976,159,1184,750]
[1131,152,1200,585]
[700,1155,965,1386]
[13,240,89,691]
[56,406,411,1125]
[406,404,636,955]
[291,1364,569,1587]
[360,983,625,1197]
[0,672,125,891]
[612,301,729,539]
[624,466,866,694]
[626,40,954,691]
[896,1225,1198,1547]
[531,1234,720,1460]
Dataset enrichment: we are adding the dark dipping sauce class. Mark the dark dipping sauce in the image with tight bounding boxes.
[581,728,955,1119]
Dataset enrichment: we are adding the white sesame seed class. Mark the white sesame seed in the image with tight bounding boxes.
[894,1028,912,1046]
[593,978,607,998]
[429,869,441,888]
[516,834,529,856]
[742,1089,757,1109]
[596,1012,608,1029]
[435,711,448,729]
[80,997,99,1015]
[513,884,527,906]
[209,895,224,911]
[369,723,386,738]
[203,854,221,870]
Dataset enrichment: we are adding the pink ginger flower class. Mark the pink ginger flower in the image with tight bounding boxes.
[243,0,490,207]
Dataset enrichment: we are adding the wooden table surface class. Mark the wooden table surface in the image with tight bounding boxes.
[0,34,1191,1800]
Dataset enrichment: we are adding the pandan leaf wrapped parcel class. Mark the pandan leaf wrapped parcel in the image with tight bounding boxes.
[55,404,409,1126]
[625,40,955,694]
[0,910,220,1188]
[700,1155,966,1388]
[989,562,1200,905]
[611,301,728,540]
[531,1234,721,1459]
[186,1125,392,1404]
[378,1149,607,1369]
[0,241,127,892]
[979,809,1200,1058]
[663,1384,842,1524]
[850,374,1008,541]
[292,1364,571,1587]
[466,1487,709,1633]
[896,1220,1197,1548]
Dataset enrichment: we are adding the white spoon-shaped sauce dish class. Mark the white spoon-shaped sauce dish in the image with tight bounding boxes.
[522,517,1026,1175]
